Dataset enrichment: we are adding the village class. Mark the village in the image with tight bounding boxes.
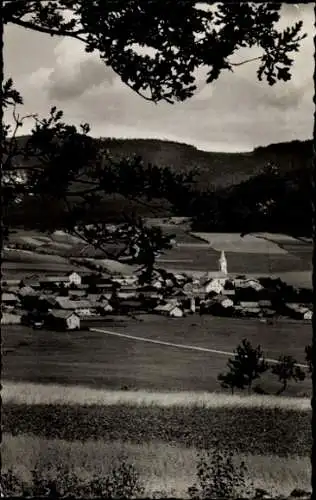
[1,251,313,330]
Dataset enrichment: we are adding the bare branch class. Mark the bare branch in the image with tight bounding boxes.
[229,55,263,67]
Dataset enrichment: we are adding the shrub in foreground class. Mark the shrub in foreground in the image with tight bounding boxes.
[1,461,144,498]
[188,447,253,499]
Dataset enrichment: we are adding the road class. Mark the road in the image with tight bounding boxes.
[90,327,309,369]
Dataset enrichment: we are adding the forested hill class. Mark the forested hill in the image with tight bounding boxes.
[8,136,313,235]
[15,136,313,190]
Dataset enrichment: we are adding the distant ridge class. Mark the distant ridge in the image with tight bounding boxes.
[14,136,313,190]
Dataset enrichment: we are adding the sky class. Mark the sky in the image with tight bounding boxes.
[3,3,314,153]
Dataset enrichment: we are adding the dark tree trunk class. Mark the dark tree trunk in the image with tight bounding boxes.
[311,7,316,494]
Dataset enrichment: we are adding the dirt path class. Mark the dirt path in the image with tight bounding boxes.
[90,328,309,369]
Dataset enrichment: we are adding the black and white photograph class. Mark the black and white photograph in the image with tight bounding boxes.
[1,1,315,498]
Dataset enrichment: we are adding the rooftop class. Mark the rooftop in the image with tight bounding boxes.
[49,310,79,319]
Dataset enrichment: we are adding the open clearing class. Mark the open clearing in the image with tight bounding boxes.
[2,433,311,498]
[2,316,311,394]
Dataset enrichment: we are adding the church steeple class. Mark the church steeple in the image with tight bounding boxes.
[219,250,228,275]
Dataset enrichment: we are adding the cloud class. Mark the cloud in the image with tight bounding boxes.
[44,38,116,101]
[3,3,314,152]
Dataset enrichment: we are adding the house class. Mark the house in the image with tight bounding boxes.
[258,300,273,308]
[303,309,313,321]
[222,288,235,297]
[87,294,102,305]
[117,286,138,299]
[96,301,114,314]
[18,286,37,297]
[152,279,163,289]
[243,279,263,292]
[203,278,226,295]
[284,303,313,320]
[240,301,260,309]
[47,310,80,330]
[154,303,184,318]
[2,292,19,307]
[5,286,20,294]
[68,289,87,298]
[216,296,234,308]
[68,272,82,286]
[119,300,144,313]
[1,279,21,287]
[201,296,234,316]
[1,312,22,325]
[243,307,262,317]
[261,308,276,318]
[54,297,94,316]
[39,276,69,287]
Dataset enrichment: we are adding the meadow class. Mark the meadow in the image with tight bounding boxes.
[2,316,312,394]
[2,434,311,498]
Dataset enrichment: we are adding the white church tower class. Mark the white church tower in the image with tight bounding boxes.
[219,250,228,275]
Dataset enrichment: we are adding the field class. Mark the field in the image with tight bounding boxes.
[2,434,311,498]
[2,387,312,497]
[2,316,312,394]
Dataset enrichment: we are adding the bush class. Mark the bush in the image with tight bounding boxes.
[1,461,144,499]
[1,468,26,497]
[188,447,253,499]
[86,460,144,499]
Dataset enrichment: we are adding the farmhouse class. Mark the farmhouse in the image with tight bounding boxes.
[242,307,262,318]
[119,299,144,313]
[152,278,163,289]
[1,312,22,325]
[47,310,80,330]
[96,302,114,314]
[258,300,273,308]
[284,303,313,320]
[69,289,87,298]
[138,285,163,299]
[154,303,184,318]
[2,292,19,307]
[239,301,260,309]
[38,295,58,311]
[202,278,226,295]
[18,286,37,297]
[1,279,21,287]
[68,272,82,286]
[117,286,138,299]
[54,297,94,316]
[39,276,69,287]
[201,296,234,316]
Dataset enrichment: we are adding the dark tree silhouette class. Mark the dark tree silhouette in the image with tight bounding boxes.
[218,339,269,394]
[305,345,313,374]
[271,355,306,395]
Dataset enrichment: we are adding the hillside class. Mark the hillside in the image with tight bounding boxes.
[7,136,313,232]
[14,136,313,190]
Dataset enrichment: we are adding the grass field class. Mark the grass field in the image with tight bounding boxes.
[2,316,312,394]
[3,399,311,455]
[2,434,311,498]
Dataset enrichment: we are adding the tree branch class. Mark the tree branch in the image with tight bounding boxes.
[229,55,263,67]
[10,17,86,42]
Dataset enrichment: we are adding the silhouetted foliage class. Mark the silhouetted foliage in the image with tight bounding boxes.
[188,446,252,499]
[218,339,269,394]
[305,344,313,374]
[271,355,306,395]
